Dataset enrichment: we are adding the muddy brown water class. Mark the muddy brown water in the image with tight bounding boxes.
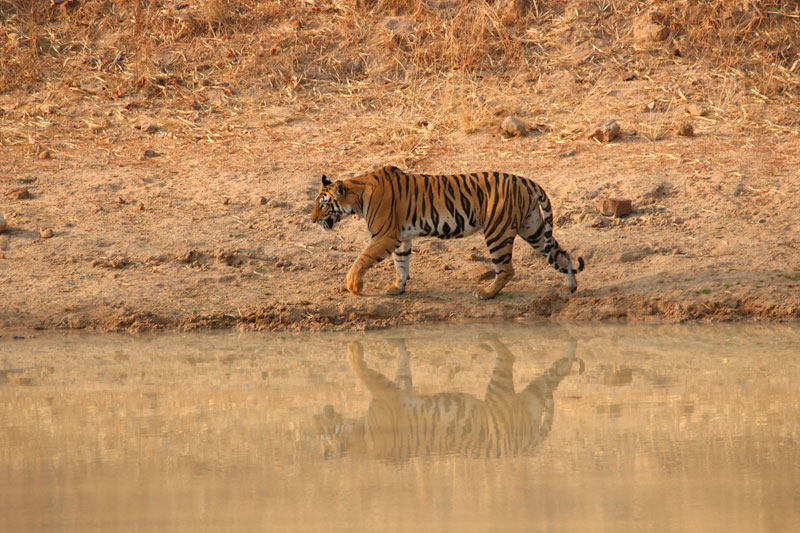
[1,324,799,532]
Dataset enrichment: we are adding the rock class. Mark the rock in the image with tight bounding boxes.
[38,151,52,160]
[500,116,527,137]
[5,188,33,200]
[498,0,527,15]
[621,71,637,81]
[588,216,606,228]
[685,104,709,117]
[675,120,694,137]
[136,201,145,211]
[596,198,632,217]
[251,195,267,206]
[91,255,129,269]
[39,228,54,239]
[586,119,620,142]
[116,196,127,205]
[643,100,659,112]
[142,149,160,158]
[0,212,6,233]
[143,123,158,134]
[635,22,670,43]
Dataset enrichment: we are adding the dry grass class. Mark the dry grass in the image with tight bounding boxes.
[1,0,798,158]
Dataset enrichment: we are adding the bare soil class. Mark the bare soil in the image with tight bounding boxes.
[1,1,799,332]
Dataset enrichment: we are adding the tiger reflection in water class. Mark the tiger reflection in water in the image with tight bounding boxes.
[314,337,583,459]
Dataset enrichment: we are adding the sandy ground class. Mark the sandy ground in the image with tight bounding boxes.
[1,91,800,332]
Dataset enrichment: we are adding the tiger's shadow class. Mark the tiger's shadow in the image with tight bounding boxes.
[314,337,584,459]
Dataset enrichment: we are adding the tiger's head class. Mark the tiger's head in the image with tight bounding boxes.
[311,175,350,231]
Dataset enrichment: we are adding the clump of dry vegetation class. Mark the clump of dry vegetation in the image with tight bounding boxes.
[1,0,798,159]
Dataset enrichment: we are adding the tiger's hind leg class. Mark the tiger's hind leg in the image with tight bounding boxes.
[388,241,412,295]
[520,209,583,293]
[474,231,516,300]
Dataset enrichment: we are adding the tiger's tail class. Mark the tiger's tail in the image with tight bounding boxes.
[532,182,585,277]
[524,340,584,439]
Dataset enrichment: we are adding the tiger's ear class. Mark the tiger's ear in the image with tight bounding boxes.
[321,175,332,187]
[333,180,346,199]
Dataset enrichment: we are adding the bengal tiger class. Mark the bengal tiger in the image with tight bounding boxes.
[314,337,583,459]
[310,165,584,299]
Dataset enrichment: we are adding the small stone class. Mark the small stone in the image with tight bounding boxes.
[39,228,54,239]
[5,188,33,200]
[222,197,230,205]
[685,104,709,117]
[635,22,670,42]
[251,195,267,206]
[142,149,160,158]
[586,119,620,142]
[675,120,694,137]
[136,201,145,211]
[643,100,659,112]
[38,151,52,160]
[0,212,6,233]
[143,123,158,134]
[116,196,127,205]
[596,198,632,217]
[500,116,527,137]
[621,71,637,81]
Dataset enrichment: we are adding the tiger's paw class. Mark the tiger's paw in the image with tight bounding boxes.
[472,288,496,300]
[346,272,363,295]
[387,283,406,295]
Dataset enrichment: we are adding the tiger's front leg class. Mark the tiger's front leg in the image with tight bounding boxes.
[346,236,401,295]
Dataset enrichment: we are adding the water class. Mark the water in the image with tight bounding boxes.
[1,324,799,532]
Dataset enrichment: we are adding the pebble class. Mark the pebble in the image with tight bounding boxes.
[0,212,6,233]
[586,119,620,142]
[685,104,709,117]
[635,22,669,42]
[500,116,527,137]
[40,228,54,239]
[251,195,268,206]
[675,120,694,137]
[5,188,33,200]
[136,201,145,211]
[597,198,632,217]
[38,151,52,160]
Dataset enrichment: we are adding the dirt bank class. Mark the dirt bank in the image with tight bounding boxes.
[1,1,799,332]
